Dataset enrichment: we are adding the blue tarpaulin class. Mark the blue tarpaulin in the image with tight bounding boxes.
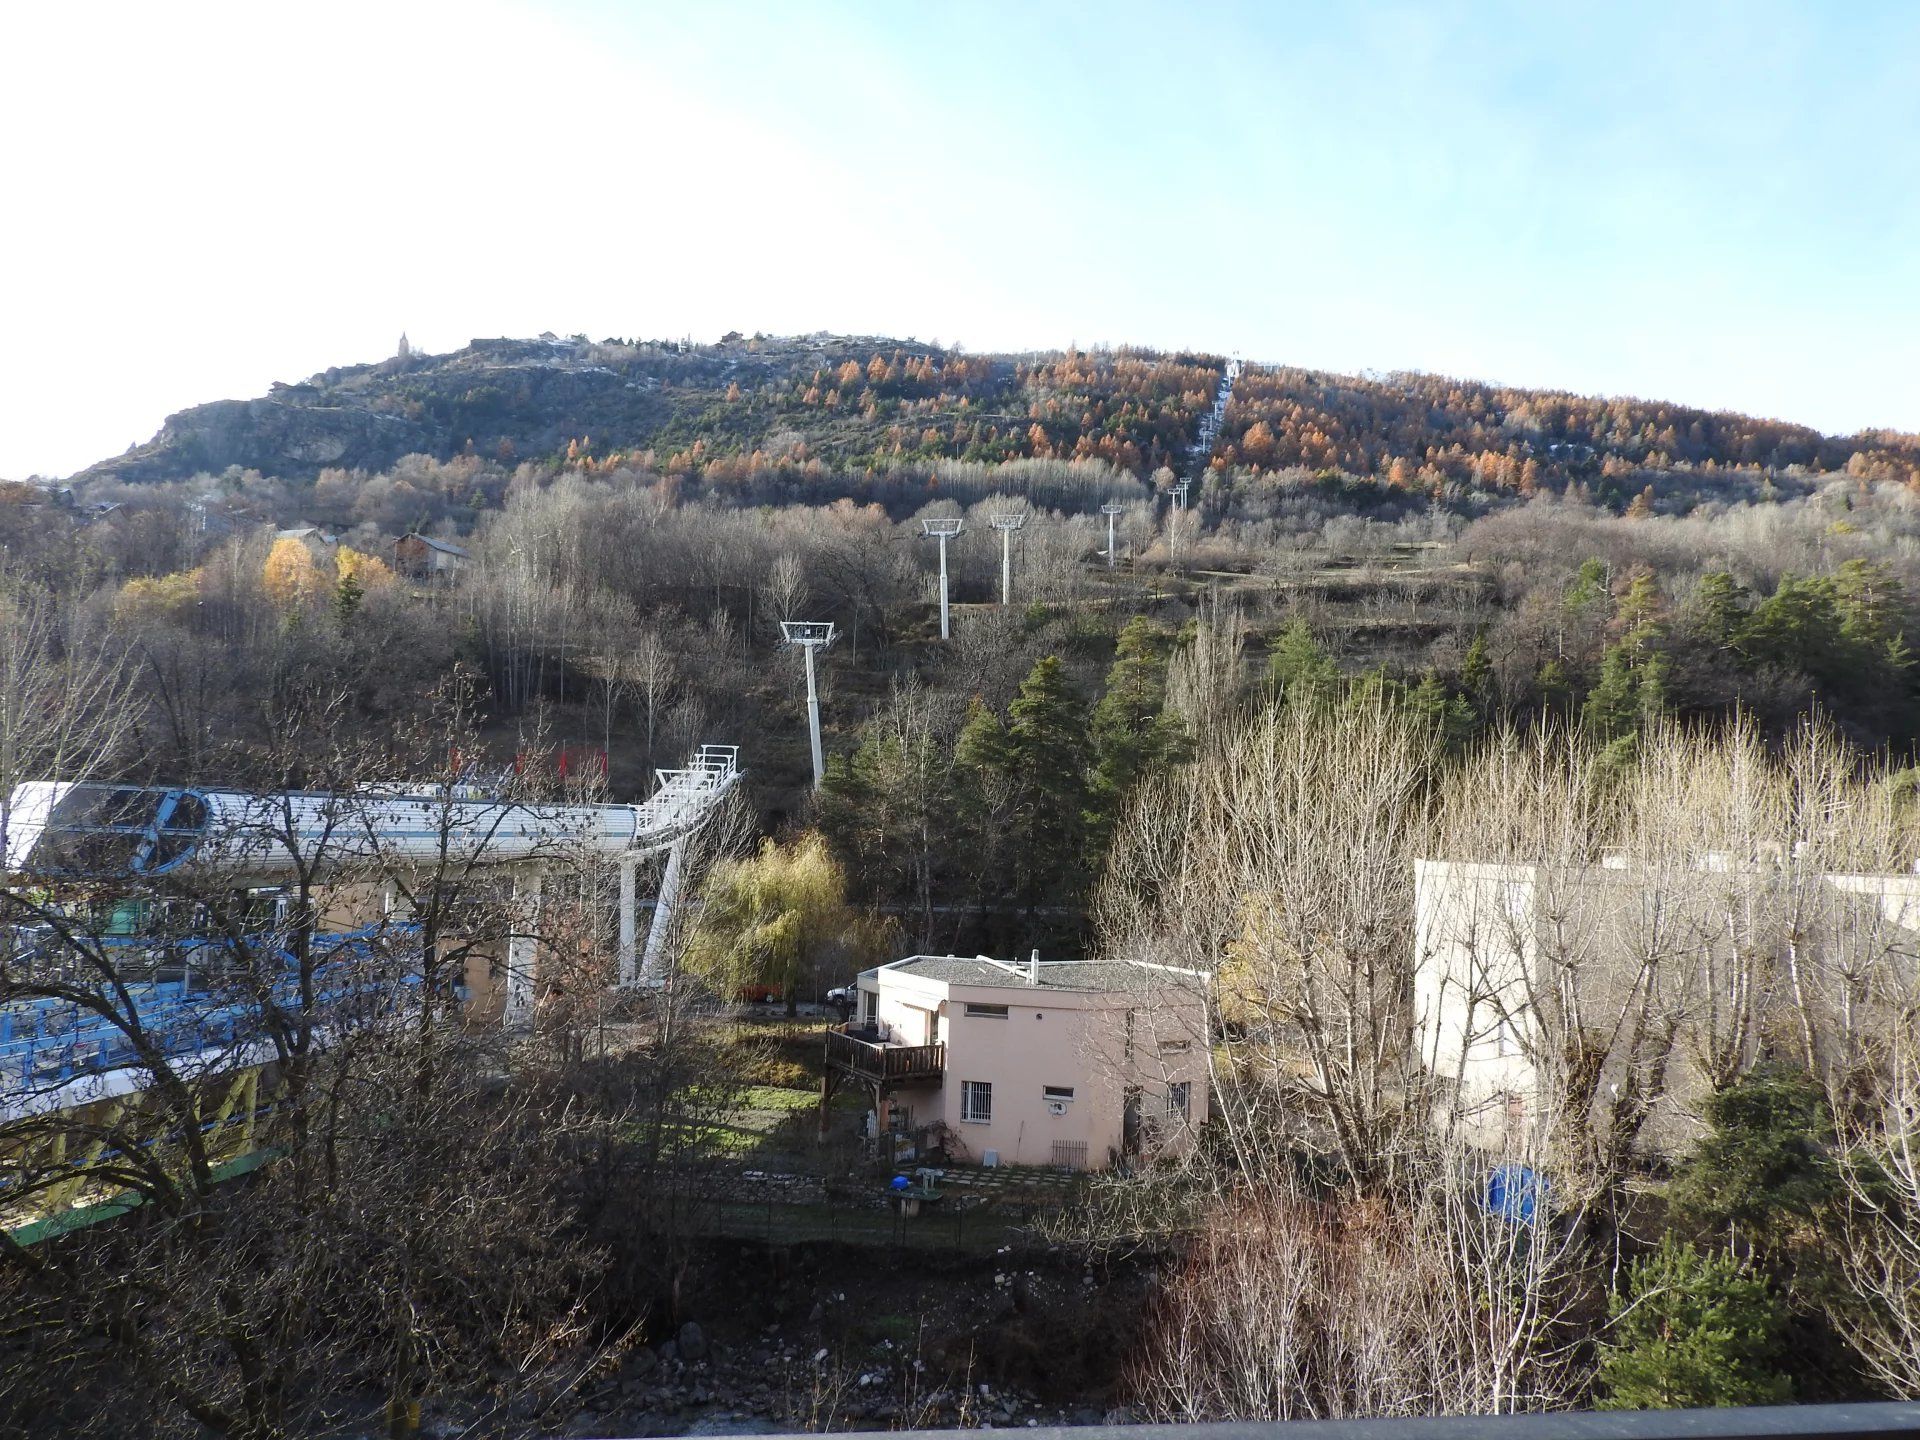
[1486,1164,1546,1224]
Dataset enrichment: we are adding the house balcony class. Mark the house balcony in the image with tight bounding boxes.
[824,1021,944,1086]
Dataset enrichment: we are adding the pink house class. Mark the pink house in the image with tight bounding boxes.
[821,954,1210,1170]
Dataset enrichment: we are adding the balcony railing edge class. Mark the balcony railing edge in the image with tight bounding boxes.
[623,1401,1920,1440]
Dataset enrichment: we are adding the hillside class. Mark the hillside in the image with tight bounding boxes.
[69,333,1920,512]
[74,333,1217,490]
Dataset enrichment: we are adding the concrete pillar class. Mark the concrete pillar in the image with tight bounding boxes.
[802,643,825,790]
[639,838,686,985]
[936,533,951,639]
[505,870,543,1024]
[617,855,638,985]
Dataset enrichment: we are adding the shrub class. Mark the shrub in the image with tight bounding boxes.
[1598,1238,1792,1409]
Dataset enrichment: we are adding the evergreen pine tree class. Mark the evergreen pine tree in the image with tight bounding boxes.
[955,694,1011,778]
[951,695,1015,917]
[1565,556,1609,613]
[1536,657,1574,712]
[1612,569,1667,651]
[1348,666,1406,711]
[1004,656,1092,915]
[1267,619,1339,704]
[1089,619,1189,845]
[1459,631,1493,704]
[332,568,365,623]
[1670,1066,1837,1253]
[1693,571,1752,654]
[1581,645,1642,742]
[1598,1239,1792,1410]
[1404,671,1478,749]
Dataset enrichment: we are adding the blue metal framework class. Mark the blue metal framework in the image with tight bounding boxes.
[0,922,427,1093]
[16,785,213,878]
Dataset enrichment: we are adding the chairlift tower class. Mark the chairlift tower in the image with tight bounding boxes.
[919,517,964,639]
[1099,502,1125,570]
[987,512,1026,606]
[779,621,836,789]
[1169,481,1191,564]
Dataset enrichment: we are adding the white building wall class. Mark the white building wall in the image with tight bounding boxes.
[1413,859,1542,1139]
[1413,859,1920,1157]
[1825,872,1920,931]
[872,974,943,1048]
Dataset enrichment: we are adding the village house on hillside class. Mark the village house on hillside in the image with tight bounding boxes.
[275,525,337,554]
[394,531,469,581]
[823,954,1210,1171]
[1414,855,1920,1156]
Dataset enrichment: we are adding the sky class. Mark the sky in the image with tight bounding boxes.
[2,0,1916,478]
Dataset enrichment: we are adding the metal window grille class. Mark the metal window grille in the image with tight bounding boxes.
[962,1080,992,1123]
[1052,1140,1089,1170]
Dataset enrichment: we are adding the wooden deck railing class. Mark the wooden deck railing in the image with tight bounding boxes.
[824,1027,945,1083]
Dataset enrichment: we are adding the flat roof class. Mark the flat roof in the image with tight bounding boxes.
[881,955,1205,994]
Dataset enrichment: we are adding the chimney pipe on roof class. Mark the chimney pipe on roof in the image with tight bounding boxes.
[1029,949,1039,985]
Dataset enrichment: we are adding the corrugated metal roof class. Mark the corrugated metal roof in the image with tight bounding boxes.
[400,532,469,557]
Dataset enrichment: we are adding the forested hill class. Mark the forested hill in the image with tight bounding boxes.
[69,332,1920,511]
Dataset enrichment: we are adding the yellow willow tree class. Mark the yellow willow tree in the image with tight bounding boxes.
[686,830,887,1014]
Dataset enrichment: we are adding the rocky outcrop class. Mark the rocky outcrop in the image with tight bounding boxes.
[65,335,757,484]
[78,398,438,484]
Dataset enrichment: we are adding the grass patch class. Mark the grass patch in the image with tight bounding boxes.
[716,1017,828,1090]
[650,1084,845,1163]
[738,1085,819,1112]
[690,1199,1024,1252]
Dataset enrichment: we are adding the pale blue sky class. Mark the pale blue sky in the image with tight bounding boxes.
[3,1,1915,478]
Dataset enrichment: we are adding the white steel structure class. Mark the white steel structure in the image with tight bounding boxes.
[6,745,743,1008]
[919,517,964,639]
[615,745,741,989]
[6,757,738,886]
[1099,502,1125,569]
[987,512,1026,606]
[779,620,836,791]
[1168,480,1191,565]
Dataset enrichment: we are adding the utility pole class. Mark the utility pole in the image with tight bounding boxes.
[919,517,964,639]
[1169,481,1190,566]
[988,512,1026,605]
[779,620,836,788]
[1100,502,1125,569]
